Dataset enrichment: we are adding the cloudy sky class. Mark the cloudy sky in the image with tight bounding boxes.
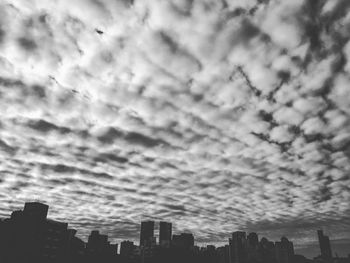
[0,0,350,257]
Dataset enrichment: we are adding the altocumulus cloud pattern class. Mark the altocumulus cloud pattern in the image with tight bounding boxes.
[0,0,350,252]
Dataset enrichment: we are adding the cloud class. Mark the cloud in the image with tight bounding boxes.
[0,0,349,255]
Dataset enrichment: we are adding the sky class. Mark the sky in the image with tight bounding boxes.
[0,0,350,258]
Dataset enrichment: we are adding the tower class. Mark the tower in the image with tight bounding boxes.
[275,237,294,263]
[23,202,49,221]
[140,221,155,247]
[159,221,172,247]
[317,230,332,260]
[247,232,259,262]
[229,231,247,263]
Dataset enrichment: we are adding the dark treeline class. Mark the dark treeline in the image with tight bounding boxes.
[0,202,349,263]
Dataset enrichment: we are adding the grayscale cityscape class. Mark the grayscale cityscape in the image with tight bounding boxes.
[0,202,348,263]
[0,0,350,263]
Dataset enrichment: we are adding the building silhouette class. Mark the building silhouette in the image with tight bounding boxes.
[230,231,248,263]
[0,202,68,263]
[159,221,172,247]
[140,221,155,247]
[0,201,349,263]
[87,230,107,257]
[317,230,332,262]
[259,237,276,263]
[24,202,49,220]
[120,241,136,263]
[247,232,259,263]
[275,237,294,263]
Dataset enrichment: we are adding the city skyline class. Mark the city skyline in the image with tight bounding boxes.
[1,201,349,263]
[0,201,348,259]
[0,0,350,260]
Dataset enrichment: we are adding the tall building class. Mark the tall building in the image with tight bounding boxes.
[318,230,332,260]
[159,221,172,247]
[4,202,70,263]
[247,233,259,248]
[275,237,294,263]
[23,202,49,221]
[140,221,155,247]
[247,232,259,262]
[12,203,50,262]
[87,230,109,256]
[229,231,247,263]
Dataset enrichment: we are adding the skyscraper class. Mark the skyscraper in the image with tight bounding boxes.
[229,231,247,263]
[140,221,155,247]
[247,232,259,262]
[318,230,332,260]
[23,202,49,221]
[159,221,172,247]
[87,230,109,255]
[275,237,294,263]
[247,233,258,247]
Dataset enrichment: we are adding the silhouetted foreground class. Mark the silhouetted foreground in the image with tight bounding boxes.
[0,202,349,263]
